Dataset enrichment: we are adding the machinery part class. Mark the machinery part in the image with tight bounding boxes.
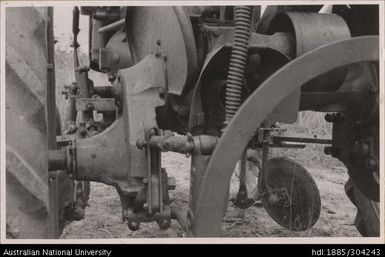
[224,6,252,125]
[232,149,256,209]
[49,53,167,195]
[46,6,60,237]
[345,179,379,237]
[5,7,74,238]
[268,12,350,57]
[124,206,172,231]
[256,5,323,34]
[125,7,198,95]
[272,134,332,145]
[188,45,292,131]
[332,62,379,201]
[98,19,125,34]
[199,24,294,58]
[268,12,350,92]
[136,133,219,155]
[75,98,116,112]
[258,158,321,231]
[189,36,379,236]
[105,31,133,70]
[116,129,174,231]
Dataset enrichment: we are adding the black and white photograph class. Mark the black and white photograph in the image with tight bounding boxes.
[1,1,383,242]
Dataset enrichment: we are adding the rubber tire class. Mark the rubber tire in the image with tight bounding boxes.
[345,179,380,237]
[5,7,74,239]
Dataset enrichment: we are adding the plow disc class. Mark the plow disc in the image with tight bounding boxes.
[259,157,321,231]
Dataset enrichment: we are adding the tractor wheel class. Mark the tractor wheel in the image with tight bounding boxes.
[345,179,380,237]
[5,7,74,238]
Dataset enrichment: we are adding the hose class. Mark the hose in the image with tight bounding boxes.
[224,6,253,126]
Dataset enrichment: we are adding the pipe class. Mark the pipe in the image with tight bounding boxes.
[98,19,125,34]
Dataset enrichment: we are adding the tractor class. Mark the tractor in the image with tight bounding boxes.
[5,5,380,238]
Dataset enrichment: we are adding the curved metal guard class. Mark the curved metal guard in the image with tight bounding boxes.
[190,36,379,236]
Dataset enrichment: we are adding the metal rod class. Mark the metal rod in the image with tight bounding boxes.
[272,135,332,144]
[98,19,125,34]
[239,148,247,185]
[46,7,60,238]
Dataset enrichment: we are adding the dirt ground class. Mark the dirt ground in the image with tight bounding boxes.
[61,152,360,239]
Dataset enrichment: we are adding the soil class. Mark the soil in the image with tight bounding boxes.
[61,152,360,239]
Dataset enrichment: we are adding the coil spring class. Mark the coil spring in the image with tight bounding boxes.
[224,6,253,126]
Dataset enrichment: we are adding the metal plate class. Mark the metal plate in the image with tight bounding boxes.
[126,7,197,95]
[75,98,116,112]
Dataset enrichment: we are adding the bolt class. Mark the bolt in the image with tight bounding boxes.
[142,178,148,184]
[86,103,94,112]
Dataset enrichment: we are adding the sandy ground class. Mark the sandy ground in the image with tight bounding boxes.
[61,152,360,239]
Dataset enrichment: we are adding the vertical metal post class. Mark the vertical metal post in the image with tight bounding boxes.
[189,155,213,236]
[46,7,60,238]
